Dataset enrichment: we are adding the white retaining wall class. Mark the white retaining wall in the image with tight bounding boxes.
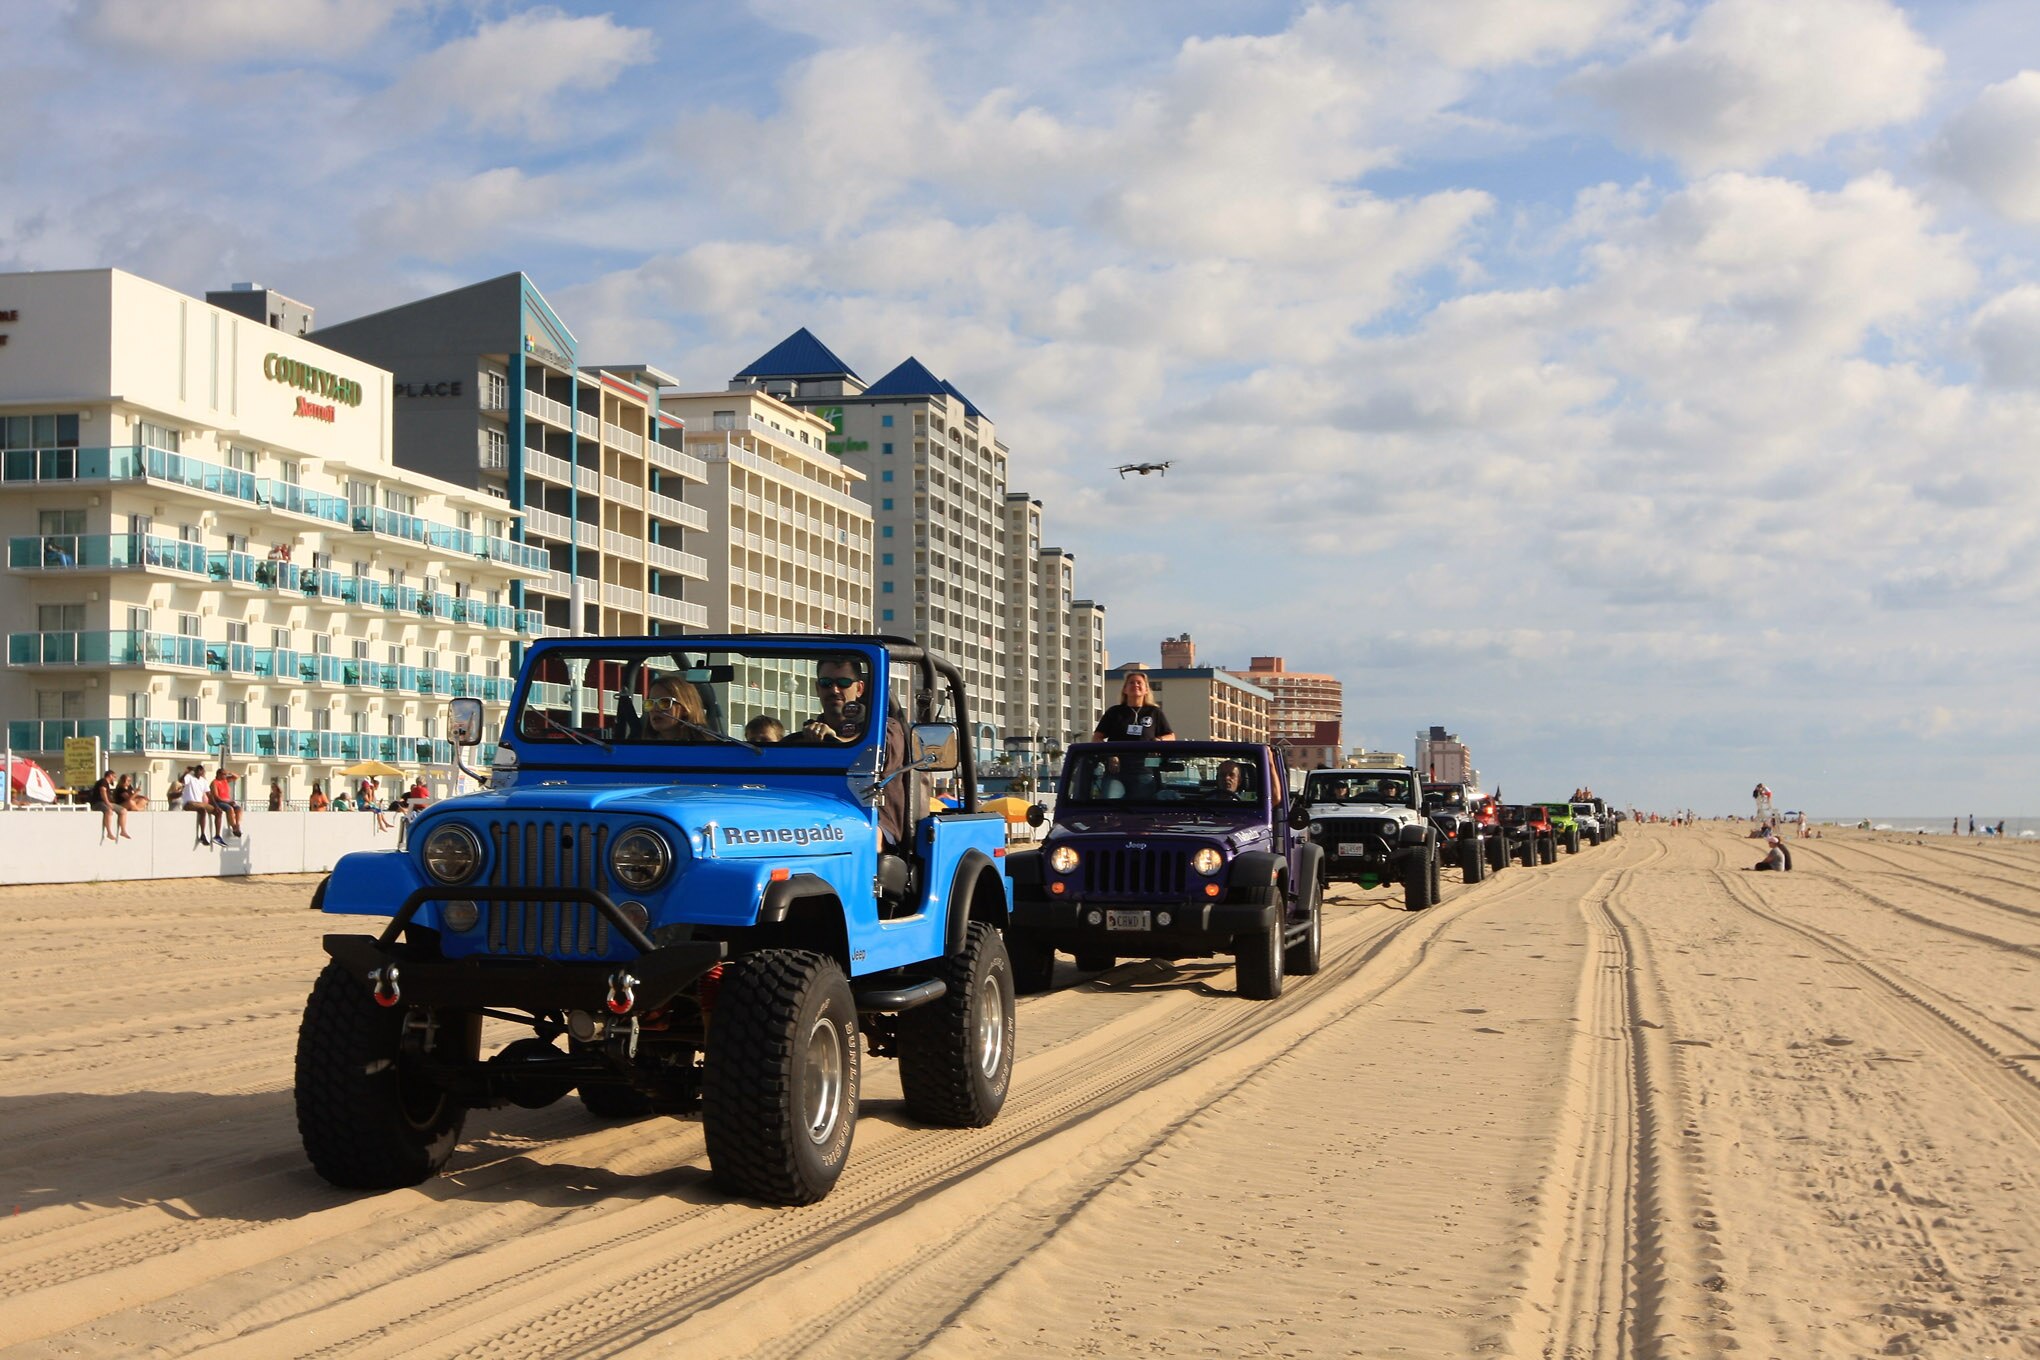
[0,810,395,885]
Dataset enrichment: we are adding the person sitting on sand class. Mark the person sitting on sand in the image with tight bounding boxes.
[1748,835,1788,871]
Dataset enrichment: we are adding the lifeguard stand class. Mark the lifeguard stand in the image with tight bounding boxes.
[1753,783,1775,822]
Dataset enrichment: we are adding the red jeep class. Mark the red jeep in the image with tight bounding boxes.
[1498,803,1556,866]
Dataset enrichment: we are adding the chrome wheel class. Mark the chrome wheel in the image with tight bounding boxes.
[801,1013,845,1145]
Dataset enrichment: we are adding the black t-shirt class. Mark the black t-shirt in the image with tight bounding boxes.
[1095,704,1172,742]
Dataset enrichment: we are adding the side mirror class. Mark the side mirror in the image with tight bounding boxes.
[1288,803,1312,831]
[447,697,484,747]
[1026,803,1046,827]
[908,722,959,772]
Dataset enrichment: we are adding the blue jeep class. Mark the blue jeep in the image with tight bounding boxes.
[295,635,1016,1205]
[1005,742,1324,999]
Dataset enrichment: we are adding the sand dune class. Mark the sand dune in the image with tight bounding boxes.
[0,825,2034,1358]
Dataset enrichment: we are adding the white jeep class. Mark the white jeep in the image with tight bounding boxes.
[1298,766,1441,910]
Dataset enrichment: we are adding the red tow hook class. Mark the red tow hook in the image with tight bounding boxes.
[605,970,639,1015]
[368,964,401,1008]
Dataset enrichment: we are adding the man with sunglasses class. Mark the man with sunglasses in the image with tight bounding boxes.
[790,654,909,847]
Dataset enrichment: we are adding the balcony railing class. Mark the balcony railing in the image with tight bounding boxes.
[8,533,211,576]
[8,720,505,767]
[576,411,600,440]
[8,630,210,669]
[526,391,574,429]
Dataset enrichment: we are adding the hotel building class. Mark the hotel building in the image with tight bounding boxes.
[0,269,549,799]
[655,387,874,635]
[1233,655,1344,769]
[1106,660,1272,744]
[729,329,1109,759]
[314,275,713,639]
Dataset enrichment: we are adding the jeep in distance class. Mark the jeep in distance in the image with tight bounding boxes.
[1008,742,1323,1000]
[1299,766,1441,910]
[296,635,1016,1206]
[1499,803,1556,866]
[1421,781,1505,883]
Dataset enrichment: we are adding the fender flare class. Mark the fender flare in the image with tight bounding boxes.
[759,871,837,924]
[943,849,1008,956]
[1230,850,1284,891]
[1292,843,1325,894]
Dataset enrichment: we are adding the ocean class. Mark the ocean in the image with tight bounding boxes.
[1831,815,2040,838]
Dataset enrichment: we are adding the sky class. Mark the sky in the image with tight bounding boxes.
[3,0,2037,817]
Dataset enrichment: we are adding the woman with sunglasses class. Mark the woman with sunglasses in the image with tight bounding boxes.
[645,674,707,738]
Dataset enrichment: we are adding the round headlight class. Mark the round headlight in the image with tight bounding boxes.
[422,825,481,884]
[440,901,481,932]
[1191,848,1223,875]
[611,828,673,890]
[1309,821,1323,836]
[1049,845,1080,874]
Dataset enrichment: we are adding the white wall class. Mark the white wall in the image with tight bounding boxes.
[0,809,395,885]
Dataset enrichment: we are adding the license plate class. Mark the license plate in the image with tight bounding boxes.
[1338,842,1369,857]
[1105,909,1150,932]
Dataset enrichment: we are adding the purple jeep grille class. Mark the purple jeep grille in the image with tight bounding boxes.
[1078,847,1190,899]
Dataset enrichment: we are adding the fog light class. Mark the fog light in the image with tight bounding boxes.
[1085,909,1103,926]
[617,899,649,932]
[440,900,480,933]
[1156,911,1172,927]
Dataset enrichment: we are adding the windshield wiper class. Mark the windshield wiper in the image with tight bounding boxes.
[530,709,611,751]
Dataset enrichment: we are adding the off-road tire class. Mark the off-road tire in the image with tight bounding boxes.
[1486,834,1507,873]
[1283,874,1323,976]
[1404,849,1435,911]
[1566,828,1581,854]
[1235,901,1283,1000]
[1460,833,1486,884]
[702,950,859,1205]
[1430,848,1444,901]
[898,923,1015,1128]
[1073,950,1116,973]
[1514,835,1534,868]
[1540,835,1557,865]
[295,960,468,1189]
[1006,928,1056,995]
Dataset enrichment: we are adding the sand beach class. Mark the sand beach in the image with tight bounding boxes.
[0,823,2034,1358]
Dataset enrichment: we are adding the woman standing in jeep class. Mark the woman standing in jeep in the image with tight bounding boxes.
[1091,671,1175,742]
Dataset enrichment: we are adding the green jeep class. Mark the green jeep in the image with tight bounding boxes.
[1535,802,1583,854]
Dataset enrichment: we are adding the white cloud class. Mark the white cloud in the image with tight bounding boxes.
[1374,0,1638,69]
[387,8,654,137]
[1573,0,1941,171]
[362,168,576,262]
[1927,71,2040,224]
[1969,285,2040,389]
[72,0,417,58]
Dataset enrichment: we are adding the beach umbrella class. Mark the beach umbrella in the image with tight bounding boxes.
[982,795,1038,824]
[7,756,57,803]
[338,759,407,779]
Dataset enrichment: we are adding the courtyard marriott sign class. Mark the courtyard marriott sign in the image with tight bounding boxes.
[264,352,364,422]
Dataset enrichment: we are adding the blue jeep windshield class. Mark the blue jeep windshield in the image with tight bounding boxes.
[514,644,884,756]
[1063,750,1261,808]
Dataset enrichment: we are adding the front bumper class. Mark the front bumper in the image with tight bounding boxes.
[1010,888,1277,950]
[324,884,727,1013]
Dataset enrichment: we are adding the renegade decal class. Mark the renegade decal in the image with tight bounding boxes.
[721,824,847,848]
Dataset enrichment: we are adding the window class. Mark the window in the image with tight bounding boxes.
[881,553,893,566]
[346,480,374,511]
[178,697,200,722]
[713,410,736,431]
[225,622,248,644]
[387,645,405,665]
[178,613,200,637]
[313,633,332,656]
[882,609,894,622]
[882,581,894,594]
[36,689,84,719]
[382,488,416,515]
[313,710,331,732]
[136,420,179,452]
[226,701,247,726]
[272,627,291,648]
[482,370,509,409]
[225,446,256,473]
[353,640,369,660]
[387,716,406,737]
[881,470,893,482]
[2,413,80,450]
[881,499,893,511]
[351,712,367,734]
[881,526,893,538]
[482,427,507,466]
[882,442,893,454]
[881,415,893,428]
[271,704,292,729]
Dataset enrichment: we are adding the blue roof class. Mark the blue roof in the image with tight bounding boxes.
[864,360,987,420]
[939,378,984,421]
[734,327,861,381]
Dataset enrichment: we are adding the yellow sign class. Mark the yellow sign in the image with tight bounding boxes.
[63,736,102,791]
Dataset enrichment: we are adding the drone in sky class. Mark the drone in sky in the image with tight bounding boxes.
[1115,461,1173,479]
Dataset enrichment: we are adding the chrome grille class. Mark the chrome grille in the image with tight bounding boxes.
[483,820,613,958]
[1078,848,1187,899]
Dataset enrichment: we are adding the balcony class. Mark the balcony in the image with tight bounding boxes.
[9,533,210,577]
[526,391,574,429]
[648,442,709,483]
[574,464,600,496]
[646,541,709,579]
[602,530,643,562]
[2,444,355,528]
[524,447,574,486]
[644,489,706,531]
[9,629,212,670]
[576,410,600,440]
[646,594,708,628]
[602,475,643,508]
[601,582,643,613]
[603,422,644,458]
[522,506,572,542]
